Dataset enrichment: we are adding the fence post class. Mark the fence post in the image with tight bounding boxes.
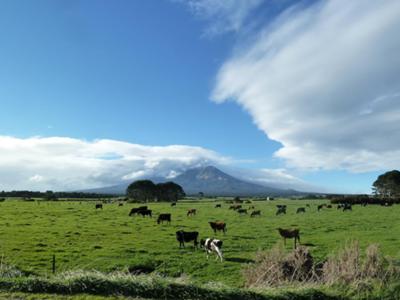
[52,254,56,274]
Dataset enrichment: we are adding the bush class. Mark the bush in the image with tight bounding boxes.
[243,241,400,292]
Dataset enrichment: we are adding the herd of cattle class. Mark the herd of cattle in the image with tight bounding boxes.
[93,200,370,259]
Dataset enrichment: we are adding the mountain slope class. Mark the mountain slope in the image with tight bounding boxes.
[80,166,298,196]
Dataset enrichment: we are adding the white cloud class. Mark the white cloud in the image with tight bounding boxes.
[0,136,230,191]
[224,166,322,192]
[177,0,264,35]
[213,0,400,173]
[29,174,44,183]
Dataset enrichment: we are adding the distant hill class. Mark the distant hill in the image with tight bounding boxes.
[80,165,303,197]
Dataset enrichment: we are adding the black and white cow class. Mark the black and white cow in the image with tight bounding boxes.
[200,238,223,262]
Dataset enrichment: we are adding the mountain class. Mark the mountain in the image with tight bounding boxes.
[80,166,301,196]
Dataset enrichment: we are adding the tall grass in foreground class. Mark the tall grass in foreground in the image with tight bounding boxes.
[243,241,400,298]
[1,241,400,299]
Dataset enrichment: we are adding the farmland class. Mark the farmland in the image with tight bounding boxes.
[1,198,400,288]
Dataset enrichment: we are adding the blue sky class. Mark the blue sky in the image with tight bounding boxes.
[0,0,399,193]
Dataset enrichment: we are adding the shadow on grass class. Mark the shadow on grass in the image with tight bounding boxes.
[301,243,316,247]
[225,257,255,263]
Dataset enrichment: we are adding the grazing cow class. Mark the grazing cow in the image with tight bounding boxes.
[317,204,324,212]
[326,205,332,208]
[187,209,197,217]
[276,206,286,215]
[237,208,247,215]
[95,204,103,210]
[250,210,261,217]
[215,204,221,208]
[118,203,124,207]
[171,202,177,207]
[200,238,223,262]
[343,204,352,211]
[229,204,242,210]
[176,230,199,248]
[129,206,148,216]
[276,204,287,209]
[157,213,171,224]
[277,228,300,249]
[137,209,152,217]
[209,221,227,235]
[296,207,306,214]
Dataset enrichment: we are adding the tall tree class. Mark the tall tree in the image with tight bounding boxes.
[372,170,400,198]
[126,180,156,202]
[156,182,185,202]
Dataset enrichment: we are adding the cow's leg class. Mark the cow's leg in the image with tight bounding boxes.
[214,247,223,262]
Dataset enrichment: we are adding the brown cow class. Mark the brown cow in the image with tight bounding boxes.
[187,209,197,217]
[250,210,261,217]
[229,204,242,210]
[277,228,300,249]
[209,221,226,235]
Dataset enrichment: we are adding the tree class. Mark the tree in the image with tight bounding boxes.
[126,180,157,202]
[372,170,400,198]
[156,182,185,202]
[44,190,58,201]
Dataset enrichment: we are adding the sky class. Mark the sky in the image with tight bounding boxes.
[0,0,399,194]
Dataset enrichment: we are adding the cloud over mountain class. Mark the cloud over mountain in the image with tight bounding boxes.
[213,0,400,173]
[0,136,229,191]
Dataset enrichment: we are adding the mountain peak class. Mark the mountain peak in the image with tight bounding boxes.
[80,165,302,197]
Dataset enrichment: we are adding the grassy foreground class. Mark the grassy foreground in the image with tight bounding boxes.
[1,198,400,287]
[0,270,400,300]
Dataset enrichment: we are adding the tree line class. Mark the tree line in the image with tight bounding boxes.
[0,190,112,199]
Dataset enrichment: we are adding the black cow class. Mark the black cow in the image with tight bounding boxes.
[129,206,148,216]
[296,207,306,214]
[157,213,171,224]
[176,230,199,248]
[215,204,221,208]
[250,210,261,217]
[95,204,103,210]
[276,207,286,215]
[137,209,152,217]
[237,208,247,215]
[171,202,177,207]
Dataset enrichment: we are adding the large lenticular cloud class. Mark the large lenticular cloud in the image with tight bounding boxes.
[213,0,400,172]
[0,136,229,191]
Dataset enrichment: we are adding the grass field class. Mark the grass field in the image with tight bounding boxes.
[1,198,400,287]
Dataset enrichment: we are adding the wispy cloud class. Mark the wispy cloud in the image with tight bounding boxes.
[176,0,264,36]
[224,166,323,192]
[0,136,230,191]
[213,0,400,173]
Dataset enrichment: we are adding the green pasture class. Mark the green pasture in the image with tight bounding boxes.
[0,198,399,287]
